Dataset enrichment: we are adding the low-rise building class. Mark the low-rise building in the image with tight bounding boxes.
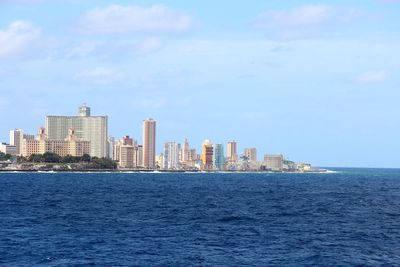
[264,154,284,171]
[0,143,17,156]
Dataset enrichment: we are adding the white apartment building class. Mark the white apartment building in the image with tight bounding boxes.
[163,142,180,170]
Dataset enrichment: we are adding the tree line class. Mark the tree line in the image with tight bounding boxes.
[0,152,12,161]
[17,152,117,169]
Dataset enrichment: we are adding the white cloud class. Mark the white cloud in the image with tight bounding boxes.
[0,20,41,57]
[254,5,358,40]
[75,67,124,85]
[256,5,334,28]
[356,70,390,84]
[78,5,192,34]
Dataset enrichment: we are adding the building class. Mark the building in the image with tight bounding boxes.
[113,135,141,169]
[244,148,257,162]
[137,144,143,167]
[64,128,91,157]
[264,154,284,171]
[119,145,135,168]
[156,154,164,169]
[107,136,115,160]
[201,139,214,170]
[163,142,180,170]
[227,141,238,162]
[9,129,22,155]
[213,143,225,170]
[181,138,191,164]
[21,127,90,157]
[0,143,17,156]
[45,104,108,158]
[143,118,156,169]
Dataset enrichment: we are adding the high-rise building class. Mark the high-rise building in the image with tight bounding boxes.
[181,138,191,163]
[9,129,22,156]
[227,141,238,162]
[45,104,108,158]
[213,143,225,170]
[142,118,156,169]
[244,148,257,162]
[137,144,143,167]
[201,139,214,170]
[107,136,115,160]
[163,142,180,170]
[264,154,284,171]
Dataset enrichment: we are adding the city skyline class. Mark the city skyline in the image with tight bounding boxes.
[1,1,400,167]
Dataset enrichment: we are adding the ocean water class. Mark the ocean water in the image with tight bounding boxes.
[1,169,400,266]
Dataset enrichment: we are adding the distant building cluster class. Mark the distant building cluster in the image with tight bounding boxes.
[1,104,315,172]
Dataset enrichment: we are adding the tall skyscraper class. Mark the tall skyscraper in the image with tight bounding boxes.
[163,142,180,170]
[143,118,156,169]
[9,129,22,155]
[227,140,238,162]
[45,104,108,158]
[213,143,225,170]
[244,148,257,162]
[201,139,214,170]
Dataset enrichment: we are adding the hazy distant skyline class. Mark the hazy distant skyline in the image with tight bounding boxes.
[0,0,399,167]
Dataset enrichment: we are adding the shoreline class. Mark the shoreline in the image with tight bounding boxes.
[0,169,331,174]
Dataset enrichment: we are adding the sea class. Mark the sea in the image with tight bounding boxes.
[1,168,400,266]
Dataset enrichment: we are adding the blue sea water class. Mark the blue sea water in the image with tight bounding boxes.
[1,169,400,266]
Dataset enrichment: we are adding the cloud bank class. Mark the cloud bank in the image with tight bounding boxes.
[0,20,41,57]
[254,5,358,40]
[78,5,192,34]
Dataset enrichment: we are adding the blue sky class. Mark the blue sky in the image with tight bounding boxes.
[0,0,399,167]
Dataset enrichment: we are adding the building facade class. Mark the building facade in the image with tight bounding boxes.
[9,129,22,156]
[0,143,17,156]
[143,118,156,169]
[227,141,238,162]
[163,142,180,170]
[264,154,284,171]
[201,139,214,170]
[22,127,90,157]
[45,104,108,158]
[244,148,257,162]
[213,143,225,170]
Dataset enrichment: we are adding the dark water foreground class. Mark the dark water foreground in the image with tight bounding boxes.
[1,169,400,266]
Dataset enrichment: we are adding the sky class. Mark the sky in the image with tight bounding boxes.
[0,0,399,167]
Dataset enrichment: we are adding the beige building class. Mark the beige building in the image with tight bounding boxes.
[227,141,238,162]
[45,104,108,158]
[119,145,135,168]
[244,148,257,162]
[22,127,90,157]
[9,129,22,156]
[142,118,156,169]
[264,154,284,171]
[0,143,17,156]
[114,136,141,169]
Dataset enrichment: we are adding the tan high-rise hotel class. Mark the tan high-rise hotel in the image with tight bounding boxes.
[143,118,156,169]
